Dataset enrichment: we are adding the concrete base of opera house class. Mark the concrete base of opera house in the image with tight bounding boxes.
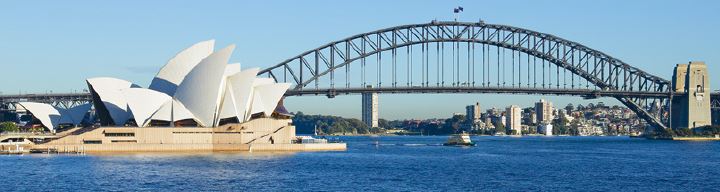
[32,143,347,153]
[28,117,346,153]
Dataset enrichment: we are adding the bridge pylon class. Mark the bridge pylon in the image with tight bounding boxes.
[670,61,711,129]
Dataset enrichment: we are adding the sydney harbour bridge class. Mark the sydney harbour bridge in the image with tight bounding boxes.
[1,21,717,130]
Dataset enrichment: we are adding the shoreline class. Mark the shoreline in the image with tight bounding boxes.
[314,134,625,137]
[646,136,720,141]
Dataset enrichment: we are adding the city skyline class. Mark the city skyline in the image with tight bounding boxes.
[1,0,718,120]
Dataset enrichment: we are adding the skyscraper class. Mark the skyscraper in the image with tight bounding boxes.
[535,99,554,123]
[506,105,522,135]
[466,102,481,122]
[362,87,379,128]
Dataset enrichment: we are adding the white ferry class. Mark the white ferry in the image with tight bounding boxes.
[443,133,475,146]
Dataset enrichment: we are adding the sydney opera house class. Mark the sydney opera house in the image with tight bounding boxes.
[15,40,345,152]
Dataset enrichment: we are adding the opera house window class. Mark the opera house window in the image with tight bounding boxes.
[104,133,135,137]
[83,140,102,144]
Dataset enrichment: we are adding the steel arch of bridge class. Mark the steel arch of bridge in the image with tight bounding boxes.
[259,21,671,129]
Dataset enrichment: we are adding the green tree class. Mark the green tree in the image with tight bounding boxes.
[348,119,369,134]
[527,126,537,134]
[0,122,18,133]
[331,120,352,134]
[552,115,569,135]
[569,119,581,136]
[663,128,677,137]
[378,119,390,129]
[442,115,465,134]
[291,112,371,135]
[698,125,720,136]
[677,128,693,137]
[494,121,506,134]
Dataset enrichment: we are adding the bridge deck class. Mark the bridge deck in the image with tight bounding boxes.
[288,87,674,98]
[4,90,713,100]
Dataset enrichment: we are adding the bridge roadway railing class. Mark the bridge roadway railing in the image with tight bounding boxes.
[287,87,672,99]
[0,91,717,104]
[0,90,687,104]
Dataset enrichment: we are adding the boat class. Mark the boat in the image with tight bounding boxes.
[443,133,475,146]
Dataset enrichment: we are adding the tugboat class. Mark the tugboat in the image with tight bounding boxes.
[443,132,475,146]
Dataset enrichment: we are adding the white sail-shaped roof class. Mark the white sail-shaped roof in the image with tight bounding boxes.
[17,102,61,132]
[253,77,275,86]
[226,68,260,122]
[149,40,215,96]
[122,88,171,127]
[215,63,242,121]
[251,83,290,117]
[218,87,237,119]
[58,103,92,125]
[249,78,276,115]
[81,40,293,128]
[250,93,265,116]
[87,77,135,125]
[174,45,235,127]
[150,99,196,123]
[224,63,241,77]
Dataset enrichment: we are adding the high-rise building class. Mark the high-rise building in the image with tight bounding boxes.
[535,99,554,123]
[466,102,481,122]
[529,112,537,125]
[361,87,379,128]
[506,105,522,134]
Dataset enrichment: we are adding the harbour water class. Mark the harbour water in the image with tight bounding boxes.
[2,136,719,191]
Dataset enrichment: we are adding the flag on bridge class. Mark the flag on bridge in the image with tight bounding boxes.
[454,6,464,13]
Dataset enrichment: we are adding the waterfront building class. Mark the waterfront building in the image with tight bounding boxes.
[506,105,522,135]
[535,99,554,123]
[20,40,279,127]
[13,40,345,152]
[463,103,482,131]
[361,87,379,128]
[539,123,553,136]
[577,124,604,136]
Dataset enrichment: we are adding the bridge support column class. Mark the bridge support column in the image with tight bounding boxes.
[712,107,720,126]
[670,61,711,129]
[361,86,379,128]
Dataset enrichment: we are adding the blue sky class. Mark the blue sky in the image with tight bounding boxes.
[1,0,718,120]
